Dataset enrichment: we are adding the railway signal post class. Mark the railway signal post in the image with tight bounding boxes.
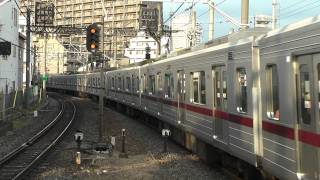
[86,21,109,151]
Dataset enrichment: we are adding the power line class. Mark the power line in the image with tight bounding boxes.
[164,2,185,24]
[281,1,320,19]
[197,0,227,19]
[280,0,318,16]
[13,0,26,19]
[280,0,314,14]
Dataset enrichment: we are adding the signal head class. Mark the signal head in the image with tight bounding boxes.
[90,28,96,34]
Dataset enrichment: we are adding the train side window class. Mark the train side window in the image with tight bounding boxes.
[299,64,311,125]
[131,75,135,92]
[126,76,131,91]
[141,74,147,93]
[118,76,122,90]
[97,77,101,87]
[136,76,140,93]
[266,64,280,120]
[149,75,156,95]
[122,76,125,91]
[236,68,247,113]
[111,77,115,89]
[164,73,174,98]
[190,71,206,104]
[157,72,162,92]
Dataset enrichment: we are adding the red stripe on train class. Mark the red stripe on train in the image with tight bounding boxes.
[185,104,212,116]
[262,121,295,140]
[299,130,320,147]
[146,95,320,147]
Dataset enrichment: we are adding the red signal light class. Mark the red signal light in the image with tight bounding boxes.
[90,28,96,34]
[91,43,96,49]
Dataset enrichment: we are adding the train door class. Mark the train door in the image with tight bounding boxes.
[296,54,320,180]
[177,70,186,124]
[212,65,227,141]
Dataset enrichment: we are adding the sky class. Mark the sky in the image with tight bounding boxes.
[163,0,320,42]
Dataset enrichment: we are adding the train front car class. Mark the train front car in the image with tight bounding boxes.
[258,16,320,180]
[46,16,320,180]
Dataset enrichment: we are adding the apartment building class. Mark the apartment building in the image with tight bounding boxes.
[20,0,163,66]
[171,12,202,51]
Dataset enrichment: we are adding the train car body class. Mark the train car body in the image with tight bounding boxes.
[47,16,320,180]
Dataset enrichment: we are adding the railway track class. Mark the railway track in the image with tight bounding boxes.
[0,97,76,180]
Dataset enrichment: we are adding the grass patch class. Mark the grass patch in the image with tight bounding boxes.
[12,117,31,130]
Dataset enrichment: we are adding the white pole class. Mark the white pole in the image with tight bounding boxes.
[241,0,249,29]
[208,3,214,41]
[272,0,278,30]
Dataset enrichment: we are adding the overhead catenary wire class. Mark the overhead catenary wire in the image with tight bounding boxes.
[164,2,185,25]
[13,0,26,19]
[279,0,314,14]
[281,1,320,19]
[280,0,319,17]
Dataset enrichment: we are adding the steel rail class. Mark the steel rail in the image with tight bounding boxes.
[13,100,77,179]
[0,98,64,167]
[0,96,76,179]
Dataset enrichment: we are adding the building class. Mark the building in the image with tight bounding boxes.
[20,0,163,68]
[36,36,65,75]
[0,0,19,93]
[171,12,202,51]
[124,31,170,64]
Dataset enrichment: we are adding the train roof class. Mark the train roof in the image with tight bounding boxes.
[265,15,320,38]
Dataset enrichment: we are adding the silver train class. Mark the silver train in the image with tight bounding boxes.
[48,17,320,180]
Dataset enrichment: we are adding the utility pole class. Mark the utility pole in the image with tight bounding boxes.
[26,8,31,89]
[57,53,60,74]
[25,8,31,107]
[191,10,196,47]
[241,0,249,29]
[113,30,117,62]
[99,15,105,142]
[43,33,48,98]
[272,0,278,30]
[208,2,214,41]
[33,44,37,83]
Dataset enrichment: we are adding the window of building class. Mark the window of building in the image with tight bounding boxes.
[13,8,17,27]
[126,76,131,91]
[236,68,247,113]
[149,75,156,95]
[164,73,174,98]
[266,64,280,120]
[190,71,206,104]
[12,46,16,57]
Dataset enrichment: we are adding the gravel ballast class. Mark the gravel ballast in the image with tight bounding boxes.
[33,96,237,180]
[0,97,61,158]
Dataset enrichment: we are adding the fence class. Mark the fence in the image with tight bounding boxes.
[0,86,41,121]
